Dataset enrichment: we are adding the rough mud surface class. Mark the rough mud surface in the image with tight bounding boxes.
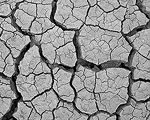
[0,0,150,120]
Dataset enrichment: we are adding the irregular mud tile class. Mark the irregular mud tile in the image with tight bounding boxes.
[0,77,15,117]
[30,20,42,34]
[53,68,72,87]
[110,36,132,61]
[41,0,53,4]
[56,42,77,66]
[113,7,126,21]
[79,25,108,64]
[120,105,135,120]
[60,103,88,120]
[107,116,116,120]
[55,0,88,28]
[0,98,12,118]
[123,7,148,34]
[0,40,16,76]
[19,2,36,17]
[54,105,73,120]
[0,31,14,42]
[16,74,39,100]
[41,27,76,66]
[103,12,121,31]
[34,73,52,93]
[132,103,148,120]
[80,25,131,64]
[95,70,109,93]
[28,57,41,72]
[94,68,129,113]
[0,3,11,16]
[25,0,42,3]
[41,26,73,46]
[73,67,87,92]
[86,5,104,25]
[1,18,16,32]
[1,31,30,58]
[32,90,59,115]
[76,89,97,114]
[91,113,113,120]
[41,42,56,64]
[135,11,148,24]
[97,92,126,113]
[40,111,53,120]
[74,66,96,92]
[0,39,10,59]
[130,29,150,55]
[19,46,40,75]
[13,102,32,120]
[120,102,149,120]
[143,0,150,11]
[29,17,54,34]
[3,54,15,77]
[86,4,124,32]
[55,83,75,101]
[31,61,47,75]
[132,81,150,101]
[77,116,88,120]
[132,52,150,79]
[27,108,41,120]
[98,0,120,12]
[15,9,34,30]
[37,4,52,18]
[53,68,74,102]
[7,33,30,51]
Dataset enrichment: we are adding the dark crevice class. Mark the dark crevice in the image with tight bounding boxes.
[73,30,82,59]
[0,72,11,80]
[10,116,17,120]
[0,0,150,119]
[125,24,147,37]
[136,0,150,19]
[1,42,32,120]
[50,0,77,31]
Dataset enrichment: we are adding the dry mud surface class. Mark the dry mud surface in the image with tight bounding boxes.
[0,0,150,120]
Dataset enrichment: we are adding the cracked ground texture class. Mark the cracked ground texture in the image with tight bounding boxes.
[0,0,150,120]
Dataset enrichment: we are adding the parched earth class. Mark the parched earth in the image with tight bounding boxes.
[0,0,150,120]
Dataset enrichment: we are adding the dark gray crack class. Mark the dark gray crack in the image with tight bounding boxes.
[0,0,150,120]
[136,0,150,19]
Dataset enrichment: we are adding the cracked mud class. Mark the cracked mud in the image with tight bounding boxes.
[0,0,150,120]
